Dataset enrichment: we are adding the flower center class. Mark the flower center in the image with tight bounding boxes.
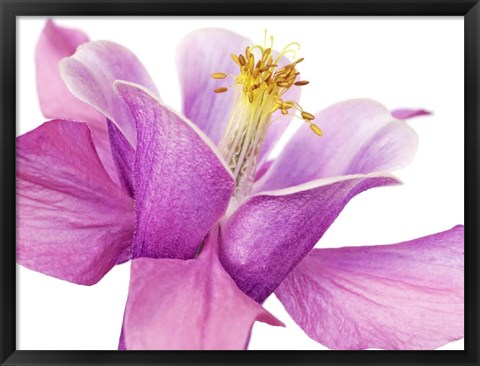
[213,34,322,200]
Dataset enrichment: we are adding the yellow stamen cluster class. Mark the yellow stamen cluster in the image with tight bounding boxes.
[214,35,323,200]
[212,43,322,135]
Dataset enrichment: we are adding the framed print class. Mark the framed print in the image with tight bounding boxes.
[1,1,479,366]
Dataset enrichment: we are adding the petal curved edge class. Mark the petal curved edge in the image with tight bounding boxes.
[276,226,464,350]
[391,108,431,120]
[60,40,159,145]
[220,173,400,303]
[256,99,418,192]
[108,120,135,197]
[114,81,235,260]
[122,230,283,350]
[17,120,134,285]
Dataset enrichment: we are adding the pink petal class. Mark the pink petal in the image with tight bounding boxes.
[36,20,95,122]
[391,108,431,120]
[122,228,283,350]
[35,20,118,185]
[114,81,235,260]
[275,226,464,350]
[256,99,418,192]
[177,27,301,156]
[60,40,159,145]
[219,173,400,303]
[17,120,134,285]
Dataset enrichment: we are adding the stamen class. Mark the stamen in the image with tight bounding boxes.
[214,32,321,200]
[292,57,304,65]
[294,80,309,86]
[310,124,323,136]
[238,54,246,66]
[262,48,271,62]
[211,72,227,79]
[231,54,240,65]
[301,111,315,121]
[214,87,228,93]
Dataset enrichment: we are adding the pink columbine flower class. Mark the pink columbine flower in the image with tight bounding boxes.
[16,20,464,350]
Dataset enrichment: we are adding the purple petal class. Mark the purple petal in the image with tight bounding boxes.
[122,228,283,350]
[17,120,134,285]
[60,40,159,145]
[256,99,418,192]
[115,81,235,260]
[276,226,464,350]
[391,108,431,120]
[220,173,400,303]
[177,28,301,152]
[107,120,134,197]
[35,20,119,185]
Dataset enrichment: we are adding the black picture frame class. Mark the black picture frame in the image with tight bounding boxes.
[1,1,478,365]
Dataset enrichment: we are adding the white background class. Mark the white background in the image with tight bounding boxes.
[17,17,464,350]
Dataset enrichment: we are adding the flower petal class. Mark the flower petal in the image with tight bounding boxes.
[275,226,464,350]
[107,120,135,197]
[255,99,418,192]
[35,20,119,184]
[114,81,235,260]
[36,20,95,122]
[177,28,301,152]
[60,40,159,145]
[391,108,431,120]
[122,229,283,350]
[219,173,400,303]
[17,120,134,285]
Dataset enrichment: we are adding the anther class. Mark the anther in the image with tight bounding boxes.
[310,124,323,136]
[301,111,315,121]
[214,87,228,93]
[293,57,304,65]
[263,48,271,60]
[211,72,227,79]
[248,58,254,73]
[238,55,246,66]
[294,80,309,86]
[231,54,240,65]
